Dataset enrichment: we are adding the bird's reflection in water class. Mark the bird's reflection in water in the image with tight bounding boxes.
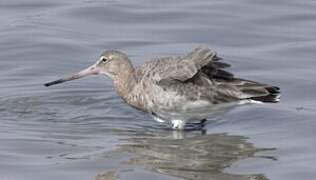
[110,128,275,180]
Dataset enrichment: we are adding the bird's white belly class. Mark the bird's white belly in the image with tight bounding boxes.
[151,97,246,129]
[154,101,237,120]
[147,85,254,129]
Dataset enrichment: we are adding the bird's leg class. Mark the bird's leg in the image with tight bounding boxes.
[200,119,208,129]
[185,119,207,130]
[153,115,166,123]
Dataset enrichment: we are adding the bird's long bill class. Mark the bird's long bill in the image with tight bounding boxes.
[44,64,99,87]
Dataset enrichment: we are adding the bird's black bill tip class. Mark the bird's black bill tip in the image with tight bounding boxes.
[44,79,66,87]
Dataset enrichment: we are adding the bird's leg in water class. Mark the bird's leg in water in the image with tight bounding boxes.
[185,119,207,130]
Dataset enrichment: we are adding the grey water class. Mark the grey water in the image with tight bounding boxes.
[1,0,316,179]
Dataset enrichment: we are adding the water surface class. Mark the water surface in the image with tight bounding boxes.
[1,0,316,179]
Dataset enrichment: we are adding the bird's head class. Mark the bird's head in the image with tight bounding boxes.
[44,50,133,87]
[97,50,133,77]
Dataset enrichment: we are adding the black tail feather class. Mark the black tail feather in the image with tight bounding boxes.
[250,86,281,103]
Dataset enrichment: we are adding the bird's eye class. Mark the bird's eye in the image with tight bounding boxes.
[101,57,108,63]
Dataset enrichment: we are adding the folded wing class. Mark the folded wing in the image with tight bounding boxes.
[158,46,232,82]
[141,46,280,103]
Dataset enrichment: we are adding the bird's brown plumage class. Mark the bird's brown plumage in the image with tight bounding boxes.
[44,46,280,129]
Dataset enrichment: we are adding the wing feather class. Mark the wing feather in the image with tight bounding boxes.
[135,46,280,103]
[157,46,228,82]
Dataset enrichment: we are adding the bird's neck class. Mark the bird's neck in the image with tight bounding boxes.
[112,68,147,111]
[112,68,137,99]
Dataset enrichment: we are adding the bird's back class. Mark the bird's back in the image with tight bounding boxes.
[131,47,280,121]
[136,47,279,102]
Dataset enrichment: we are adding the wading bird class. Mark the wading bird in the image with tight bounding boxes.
[45,47,280,130]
